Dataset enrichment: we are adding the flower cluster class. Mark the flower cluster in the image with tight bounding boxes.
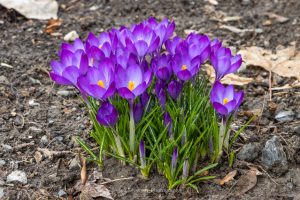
[50,17,245,188]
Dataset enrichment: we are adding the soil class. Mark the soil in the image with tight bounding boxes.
[0,0,300,199]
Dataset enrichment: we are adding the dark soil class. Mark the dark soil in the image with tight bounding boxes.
[0,0,300,199]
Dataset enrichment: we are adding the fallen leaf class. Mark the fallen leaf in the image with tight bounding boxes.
[265,12,289,23]
[0,0,58,20]
[81,182,113,200]
[220,25,263,34]
[80,154,87,186]
[234,167,260,196]
[203,64,253,85]
[222,16,242,22]
[34,151,43,163]
[219,170,237,185]
[238,43,300,80]
[44,19,62,34]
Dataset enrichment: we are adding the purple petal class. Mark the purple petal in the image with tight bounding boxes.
[212,102,228,116]
[135,40,148,57]
[224,99,237,113]
[118,87,136,99]
[156,67,171,81]
[50,72,72,85]
[62,66,80,85]
[132,82,147,97]
[177,70,192,81]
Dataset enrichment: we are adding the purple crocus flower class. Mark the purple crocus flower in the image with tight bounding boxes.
[165,36,182,55]
[139,140,146,168]
[210,81,244,117]
[140,91,150,107]
[77,58,115,99]
[151,54,172,81]
[126,23,160,57]
[210,39,222,54]
[163,111,172,138]
[172,36,210,81]
[158,88,166,109]
[211,47,242,80]
[168,80,182,100]
[59,38,85,56]
[50,49,88,86]
[171,147,178,175]
[86,32,117,57]
[96,101,118,127]
[133,101,143,123]
[144,17,175,48]
[115,63,152,99]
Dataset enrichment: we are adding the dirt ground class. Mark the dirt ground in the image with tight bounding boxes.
[0,0,300,199]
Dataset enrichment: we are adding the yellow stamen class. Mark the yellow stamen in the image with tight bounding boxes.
[91,58,94,64]
[97,80,105,88]
[181,64,187,70]
[99,44,102,49]
[223,98,229,105]
[128,81,135,91]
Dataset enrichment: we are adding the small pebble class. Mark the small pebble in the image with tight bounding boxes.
[0,159,6,167]
[64,30,79,42]
[275,111,295,122]
[56,136,63,142]
[57,90,71,97]
[6,170,28,184]
[29,99,40,107]
[40,135,48,145]
[0,75,9,84]
[1,144,13,152]
[0,187,4,199]
[58,189,67,197]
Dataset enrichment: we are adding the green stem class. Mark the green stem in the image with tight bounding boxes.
[129,100,135,154]
[217,118,226,161]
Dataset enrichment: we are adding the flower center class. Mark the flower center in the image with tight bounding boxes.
[91,58,94,65]
[97,80,105,88]
[223,97,229,105]
[128,81,135,91]
[181,65,187,70]
[99,44,102,49]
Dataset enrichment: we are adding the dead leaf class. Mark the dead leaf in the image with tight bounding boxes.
[238,43,300,80]
[234,167,260,196]
[222,16,242,22]
[0,0,58,20]
[203,64,253,85]
[220,25,263,34]
[80,154,87,186]
[34,151,43,163]
[265,12,289,23]
[81,182,113,200]
[219,170,237,185]
[44,19,62,34]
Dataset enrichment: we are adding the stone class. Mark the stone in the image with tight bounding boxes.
[261,136,288,174]
[69,156,80,170]
[275,111,295,122]
[237,143,260,162]
[0,159,6,167]
[7,170,28,184]
[64,30,79,42]
[294,126,300,136]
[0,187,4,199]
[1,144,13,152]
[40,135,48,145]
[58,189,67,197]
[57,90,71,97]
[0,75,9,84]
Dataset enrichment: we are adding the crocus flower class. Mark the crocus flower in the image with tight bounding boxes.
[172,37,210,81]
[168,80,182,100]
[126,23,160,57]
[96,101,118,126]
[86,32,117,57]
[163,111,172,138]
[50,49,88,86]
[77,58,115,99]
[171,147,178,175]
[133,101,143,123]
[210,81,244,117]
[151,54,172,81]
[59,38,85,56]
[211,47,242,80]
[158,88,166,109]
[144,17,175,48]
[165,36,182,55]
[140,91,150,107]
[115,63,152,99]
[210,38,222,54]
